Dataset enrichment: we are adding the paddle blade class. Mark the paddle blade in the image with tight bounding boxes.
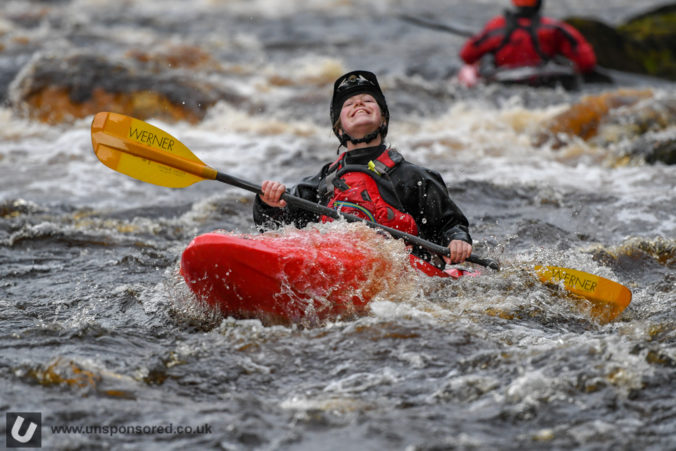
[534,266,632,322]
[91,112,216,188]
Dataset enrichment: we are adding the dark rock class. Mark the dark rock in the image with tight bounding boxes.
[565,4,676,80]
[619,4,676,80]
[9,53,245,124]
[564,18,645,74]
[630,136,676,165]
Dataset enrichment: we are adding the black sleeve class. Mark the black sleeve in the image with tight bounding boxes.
[393,164,472,247]
[252,164,330,230]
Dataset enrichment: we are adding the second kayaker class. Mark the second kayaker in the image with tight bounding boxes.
[459,0,597,75]
[254,70,472,266]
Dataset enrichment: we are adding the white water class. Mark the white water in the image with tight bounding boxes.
[1,1,674,449]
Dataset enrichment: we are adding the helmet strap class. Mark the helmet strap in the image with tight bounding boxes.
[338,124,387,147]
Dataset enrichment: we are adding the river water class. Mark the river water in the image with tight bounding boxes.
[1,0,674,449]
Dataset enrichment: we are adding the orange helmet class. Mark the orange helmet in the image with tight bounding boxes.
[512,0,539,7]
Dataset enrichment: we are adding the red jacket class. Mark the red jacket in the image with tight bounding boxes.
[460,14,596,73]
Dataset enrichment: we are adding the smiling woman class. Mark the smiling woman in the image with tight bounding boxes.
[337,93,384,146]
[254,70,474,266]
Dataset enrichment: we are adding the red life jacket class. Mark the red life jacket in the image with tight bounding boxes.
[460,14,596,73]
[320,149,419,236]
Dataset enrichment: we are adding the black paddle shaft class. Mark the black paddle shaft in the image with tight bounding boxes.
[215,171,500,270]
[398,14,474,38]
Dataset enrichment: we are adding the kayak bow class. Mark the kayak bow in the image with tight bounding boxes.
[179,230,477,324]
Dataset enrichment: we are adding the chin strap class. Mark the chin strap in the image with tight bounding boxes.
[339,124,387,147]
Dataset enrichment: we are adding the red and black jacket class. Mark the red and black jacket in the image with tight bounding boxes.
[254,145,471,264]
[319,148,419,236]
[460,11,596,73]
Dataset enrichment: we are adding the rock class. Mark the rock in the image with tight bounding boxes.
[565,4,676,80]
[534,89,654,145]
[628,135,676,165]
[593,93,676,165]
[125,44,223,73]
[619,4,676,80]
[534,89,676,165]
[564,18,644,75]
[9,53,244,124]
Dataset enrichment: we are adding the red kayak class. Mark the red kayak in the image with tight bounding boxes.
[458,61,580,90]
[180,229,477,324]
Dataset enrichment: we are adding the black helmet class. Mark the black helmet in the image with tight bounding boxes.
[330,70,389,142]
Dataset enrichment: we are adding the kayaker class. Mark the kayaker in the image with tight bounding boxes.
[254,70,472,266]
[459,0,597,75]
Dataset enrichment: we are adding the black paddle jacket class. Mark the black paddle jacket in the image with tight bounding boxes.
[253,145,472,265]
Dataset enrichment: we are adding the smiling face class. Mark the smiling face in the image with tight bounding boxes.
[338,93,384,141]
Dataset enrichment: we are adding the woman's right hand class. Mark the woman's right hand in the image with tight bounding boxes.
[259,180,287,208]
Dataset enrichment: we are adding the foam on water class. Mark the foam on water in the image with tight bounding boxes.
[1,1,674,449]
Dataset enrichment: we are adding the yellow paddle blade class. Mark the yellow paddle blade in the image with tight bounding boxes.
[534,265,632,323]
[91,112,217,188]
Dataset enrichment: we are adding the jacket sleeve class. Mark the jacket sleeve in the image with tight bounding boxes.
[394,164,472,247]
[556,21,597,73]
[252,164,329,230]
[459,16,505,64]
[421,169,472,246]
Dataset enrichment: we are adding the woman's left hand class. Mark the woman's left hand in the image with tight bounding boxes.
[259,180,288,208]
[443,240,472,264]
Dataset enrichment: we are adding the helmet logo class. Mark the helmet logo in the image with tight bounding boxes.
[337,74,374,91]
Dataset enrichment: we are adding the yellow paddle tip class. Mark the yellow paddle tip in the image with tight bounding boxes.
[91,111,108,130]
[91,112,217,188]
[534,265,632,323]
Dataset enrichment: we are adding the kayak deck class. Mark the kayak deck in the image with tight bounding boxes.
[179,229,475,324]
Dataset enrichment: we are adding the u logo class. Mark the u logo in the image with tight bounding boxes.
[11,416,38,443]
[6,412,42,448]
